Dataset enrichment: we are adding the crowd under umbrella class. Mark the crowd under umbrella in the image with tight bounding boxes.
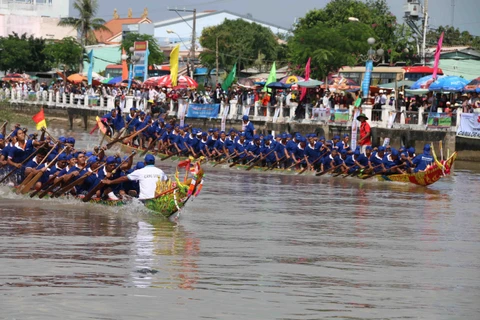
[464,77,480,93]
[428,76,470,92]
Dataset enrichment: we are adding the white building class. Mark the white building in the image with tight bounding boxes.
[154,10,290,52]
[0,0,74,40]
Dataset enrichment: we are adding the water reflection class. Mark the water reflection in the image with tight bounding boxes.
[131,218,199,290]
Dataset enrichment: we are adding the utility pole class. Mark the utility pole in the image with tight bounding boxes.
[191,8,196,79]
[167,8,197,78]
[216,36,219,85]
[451,0,455,27]
[422,0,428,66]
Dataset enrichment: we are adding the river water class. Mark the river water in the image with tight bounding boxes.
[1,129,479,319]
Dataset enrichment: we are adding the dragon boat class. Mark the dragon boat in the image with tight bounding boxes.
[97,118,456,187]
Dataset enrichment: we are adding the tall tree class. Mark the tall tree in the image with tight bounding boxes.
[58,0,110,71]
[427,25,480,50]
[0,33,51,73]
[43,37,83,74]
[199,19,280,73]
[121,33,165,65]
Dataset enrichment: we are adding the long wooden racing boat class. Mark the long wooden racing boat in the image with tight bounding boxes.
[98,118,456,187]
[9,159,204,221]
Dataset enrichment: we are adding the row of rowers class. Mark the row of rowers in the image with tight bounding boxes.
[0,130,166,201]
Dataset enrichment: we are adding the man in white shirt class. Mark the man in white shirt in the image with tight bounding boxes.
[102,154,167,200]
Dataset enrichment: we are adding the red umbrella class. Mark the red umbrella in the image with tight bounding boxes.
[2,73,27,82]
[143,75,198,88]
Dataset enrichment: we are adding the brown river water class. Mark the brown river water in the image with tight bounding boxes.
[1,129,479,319]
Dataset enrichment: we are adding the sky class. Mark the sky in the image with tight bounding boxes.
[74,0,479,36]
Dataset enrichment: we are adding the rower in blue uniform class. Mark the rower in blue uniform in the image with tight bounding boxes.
[242,115,255,141]
[411,144,434,173]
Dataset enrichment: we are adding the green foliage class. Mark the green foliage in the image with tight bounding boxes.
[290,0,420,76]
[288,22,375,79]
[121,33,165,65]
[199,19,281,72]
[58,0,109,46]
[427,25,480,50]
[43,37,83,73]
[0,33,51,73]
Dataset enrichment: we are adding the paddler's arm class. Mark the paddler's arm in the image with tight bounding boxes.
[102,175,129,185]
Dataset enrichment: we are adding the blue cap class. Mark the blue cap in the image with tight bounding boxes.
[145,154,155,164]
[192,128,198,135]
[341,149,347,155]
[266,135,273,140]
[408,147,415,154]
[333,135,340,140]
[298,137,306,143]
[280,133,287,139]
[86,151,93,157]
[87,156,98,164]
[220,130,225,135]
[391,149,399,156]
[424,144,431,151]
[66,137,75,144]
[202,132,208,137]
[319,136,325,141]
[378,146,386,152]
[58,154,67,161]
[343,134,350,138]
[0,134,4,139]
[140,111,145,116]
[130,107,137,111]
[58,136,66,143]
[366,146,373,151]
[253,134,260,140]
[106,156,116,164]
[228,128,236,134]
[287,134,293,139]
[135,161,145,169]
[66,155,73,161]
[242,115,249,121]
[400,152,407,157]
[354,149,361,155]
[165,124,173,129]
[208,128,214,133]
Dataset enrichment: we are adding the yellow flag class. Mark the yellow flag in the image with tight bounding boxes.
[170,44,180,87]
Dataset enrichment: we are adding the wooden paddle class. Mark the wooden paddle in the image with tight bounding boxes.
[0,146,44,184]
[266,156,286,171]
[227,151,246,167]
[360,163,406,180]
[53,163,106,198]
[315,163,343,176]
[43,129,58,144]
[17,143,59,194]
[0,121,7,136]
[246,149,275,171]
[297,150,329,175]
[213,150,238,167]
[106,125,148,149]
[161,149,181,161]
[82,152,136,202]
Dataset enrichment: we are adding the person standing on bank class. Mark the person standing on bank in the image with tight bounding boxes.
[357,113,371,153]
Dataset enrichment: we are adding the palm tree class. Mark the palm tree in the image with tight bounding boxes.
[58,0,110,72]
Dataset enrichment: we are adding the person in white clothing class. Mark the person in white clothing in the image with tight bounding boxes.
[102,154,167,200]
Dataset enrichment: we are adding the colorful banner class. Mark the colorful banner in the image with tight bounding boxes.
[457,113,480,139]
[88,96,99,107]
[134,41,148,78]
[170,44,180,87]
[330,109,349,123]
[87,49,94,86]
[426,112,452,129]
[272,107,281,123]
[432,32,444,80]
[186,103,220,118]
[362,60,373,98]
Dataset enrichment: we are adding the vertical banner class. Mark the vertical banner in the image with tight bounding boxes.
[273,107,281,123]
[362,60,373,99]
[387,111,396,128]
[133,41,148,78]
[432,32,444,80]
[144,48,150,82]
[170,44,180,87]
[127,64,133,90]
[351,109,360,151]
[178,99,187,127]
[87,49,94,86]
[221,105,229,132]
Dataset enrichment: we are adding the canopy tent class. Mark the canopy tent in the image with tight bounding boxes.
[464,77,480,93]
[410,75,445,90]
[266,82,291,89]
[405,89,429,95]
[297,79,324,88]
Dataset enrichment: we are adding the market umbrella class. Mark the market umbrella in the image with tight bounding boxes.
[410,75,445,90]
[2,73,25,82]
[464,77,480,93]
[237,78,255,88]
[280,75,304,84]
[143,75,198,88]
[101,77,113,84]
[107,76,123,85]
[297,79,323,88]
[266,82,291,89]
[67,73,87,84]
[428,76,469,92]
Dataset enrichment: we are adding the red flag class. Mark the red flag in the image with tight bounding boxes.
[32,108,46,130]
[432,32,444,80]
[300,57,311,101]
